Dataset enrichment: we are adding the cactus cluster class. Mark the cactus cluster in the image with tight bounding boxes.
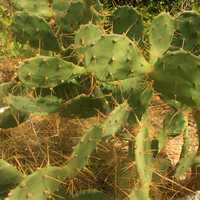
[1,1,200,199]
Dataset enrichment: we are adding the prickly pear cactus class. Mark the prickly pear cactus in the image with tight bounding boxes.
[52,0,70,14]
[151,50,200,107]
[111,6,144,42]
[149,12,175,63]
[101,101,130,137]
[11,12,60,51]
[174,115,196,179]
[0,160,23,199]
[17,56,86,88]
[4,4,200,199]
[130,125,153,200]
[10,0,52,18]
[56,0,103,34]
[81,34,150,81]
[171,11,200,55]
[7,95,62,115]
[74,23,103,48]
[6,166,69,200]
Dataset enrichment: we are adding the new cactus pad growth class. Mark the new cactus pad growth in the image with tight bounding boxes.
[74,23,103,48]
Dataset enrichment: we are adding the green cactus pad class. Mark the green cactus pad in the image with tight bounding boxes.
[73,189,108,200]
[172,11,200,55]
[163,110,186,137]
[17,56,86,88]
[83,34,149,81]
[175,153,196,179]
[0,106,29,129]
[151,50,200,107]
[149,12,175,63]
[75,23,103,47]
[56,0,102,34]
[11,0,52,18]
[112,6,144,42]
[66,125,102,176]
[175,117,195,179]
[60,94,108,118]
[11,12,59,51]
[135,126,152,185]
[56,0,87,33]
[0,160,23,198]
[52,0,70,14]
[131,125,152,200]
[7,95,62,115]
[7,166,70,200]
[101,101,130,137]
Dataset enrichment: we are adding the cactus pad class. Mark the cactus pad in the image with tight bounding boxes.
[172,11,200,55]
[56,0,102,34]
[0,160,23,198]
[130,125,152,200]
[75,23,103,48]
[17,56,86,88]
[11,0,52,18]
[151,50,200,107]
[7,95,62,115]
[112,6,144,42]
[83,34,149,81]
[11,12,59,51]
[101,101,130,137]
[7,166,69,200]
[149,12,175,63]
